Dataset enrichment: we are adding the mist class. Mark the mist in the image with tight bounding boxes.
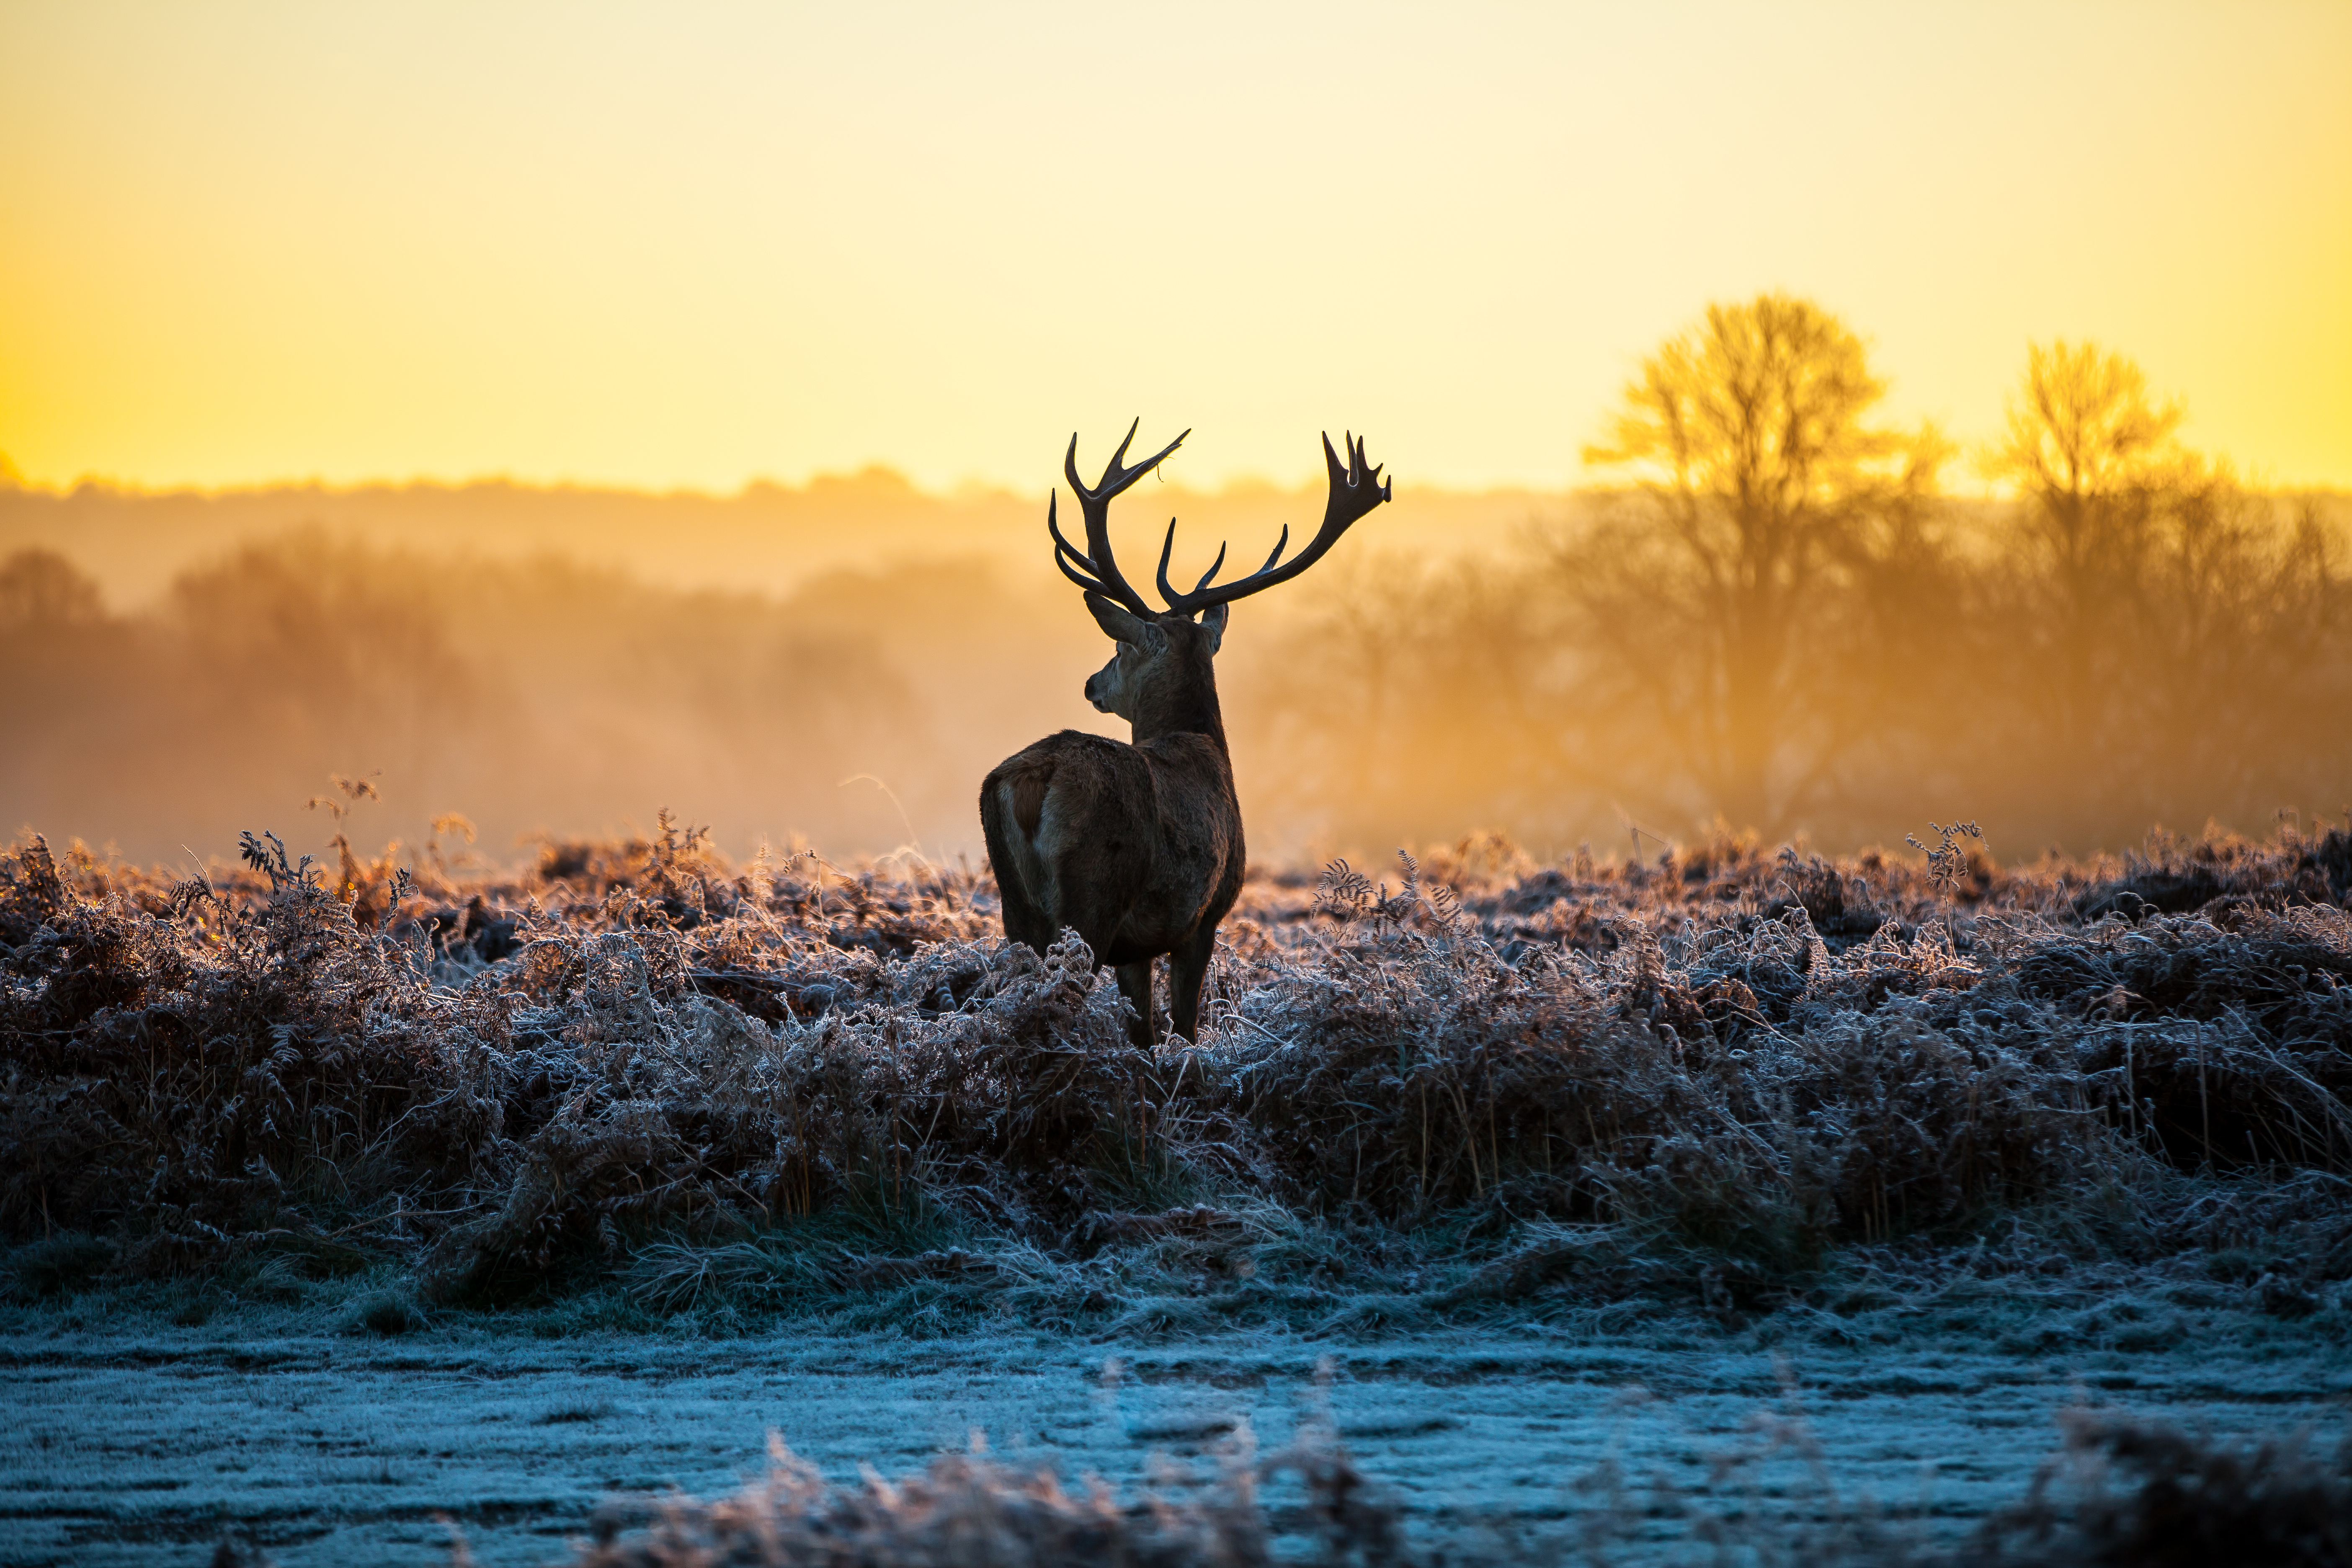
[5,462,2345,876]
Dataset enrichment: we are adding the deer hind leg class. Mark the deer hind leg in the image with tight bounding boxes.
[1114,960,1158,1050]
[980,769,1057,954]
[1167,924,1218,1045]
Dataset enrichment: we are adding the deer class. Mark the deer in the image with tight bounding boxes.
[980,421,1391,1049]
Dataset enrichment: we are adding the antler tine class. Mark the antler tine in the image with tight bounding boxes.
[1046,490,1119,598]
[1157,430,1390,614]
[1156,522,1230,606]
[1062,428,1098,499]
[1065,418,1189,503]
[1251,525,1291,575]
[1054,421,1188,616]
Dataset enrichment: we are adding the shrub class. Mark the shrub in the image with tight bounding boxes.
[3,823,2348,1310]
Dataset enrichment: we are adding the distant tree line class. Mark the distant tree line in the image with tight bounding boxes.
[1230,294,2349,857]
[4,295,2342,863]
[0,537,950,862]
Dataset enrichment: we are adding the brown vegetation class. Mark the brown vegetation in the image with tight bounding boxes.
[5,817,2351,1331]
[357,1406,2352,1568]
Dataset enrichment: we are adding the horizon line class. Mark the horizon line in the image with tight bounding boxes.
[7,469,2350,507]
[0,465,1612,504]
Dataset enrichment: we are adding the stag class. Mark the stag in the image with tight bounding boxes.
[981,422,1390,1048]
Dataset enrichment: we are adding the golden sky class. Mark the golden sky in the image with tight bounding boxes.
[3,1,2347,494]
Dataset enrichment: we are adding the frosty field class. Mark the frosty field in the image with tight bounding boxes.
[7,822,2352,1562]
[8,1313,2348,1566]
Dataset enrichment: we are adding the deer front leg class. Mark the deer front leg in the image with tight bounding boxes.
[1114,960,1158,1050]
[1167,926,1217,1046]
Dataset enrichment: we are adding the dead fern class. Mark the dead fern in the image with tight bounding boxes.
[2,819,2348,1310]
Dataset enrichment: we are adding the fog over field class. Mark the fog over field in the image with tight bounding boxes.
[0,471,1558,869]
[6,466,2347,877]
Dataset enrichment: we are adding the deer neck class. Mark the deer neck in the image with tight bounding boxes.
[1130,647,1228,751]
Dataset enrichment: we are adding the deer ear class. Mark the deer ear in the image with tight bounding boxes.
[1084,592,1152,647]
[1197,601,1228,654]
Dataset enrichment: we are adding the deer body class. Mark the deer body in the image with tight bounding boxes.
[983,617,1242,1045]
[981,422,1390,1049]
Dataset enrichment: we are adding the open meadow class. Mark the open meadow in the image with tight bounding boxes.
[6,823,2352,1563]
[8,5,2352,1562]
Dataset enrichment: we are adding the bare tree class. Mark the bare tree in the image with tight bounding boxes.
[1561,293,1946,835]
[1981,341,2347,838]
[0,549,103,632]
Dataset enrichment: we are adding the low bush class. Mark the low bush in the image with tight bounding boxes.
[4,820,2349,1317]
[549,1428,1404,1568]
[1982,1411,2352,1568]
[485,1408,2352,1568]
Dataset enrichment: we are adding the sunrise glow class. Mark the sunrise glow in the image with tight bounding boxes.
[3,0,2347,495]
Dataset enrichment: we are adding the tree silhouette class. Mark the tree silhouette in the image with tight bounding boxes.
[1566,292,1946,834]
[1981,341,2345,838]
[0,549,104,633]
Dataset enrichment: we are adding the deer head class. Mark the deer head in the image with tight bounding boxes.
[1050,421,1390,736]
[1081,595,1227,723]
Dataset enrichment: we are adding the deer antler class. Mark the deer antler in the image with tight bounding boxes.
[1047,419,1188,617]
[1156,432,1390,614]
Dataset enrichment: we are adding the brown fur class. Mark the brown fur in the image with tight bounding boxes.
[981,614,1242,1049]
[1009,762,1052,838]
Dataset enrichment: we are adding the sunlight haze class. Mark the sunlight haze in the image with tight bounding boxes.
[3,0,2348,492]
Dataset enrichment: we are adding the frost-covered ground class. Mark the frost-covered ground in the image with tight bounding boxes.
[10,828,2352,1560]
[5,1309,2348,1566]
